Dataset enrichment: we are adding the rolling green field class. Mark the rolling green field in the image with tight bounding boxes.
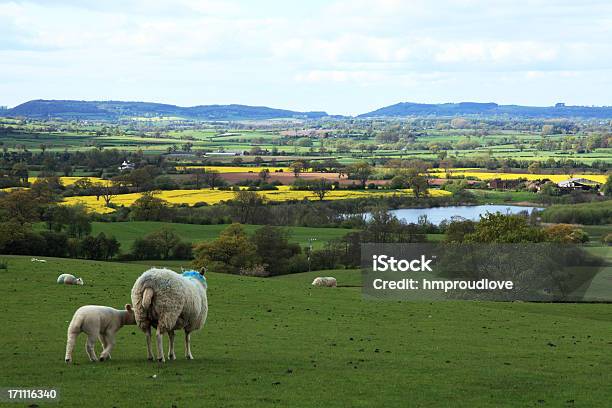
[2,118,610,164]
[2,256,612,407]
[90,221,354,250]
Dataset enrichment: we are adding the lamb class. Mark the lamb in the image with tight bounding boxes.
[131,268,208,362]
[312,277,337,287]
[31,257,47,263]
[57,273,84,285]
[65,304,135,363]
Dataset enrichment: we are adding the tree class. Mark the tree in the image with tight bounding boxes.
[0,190,39,224]
[131,192,170,221]
[203,170,221,189]
[389,174,409,189]
[362,209,426,243]
[251,225,301,275]
[126,166,158,191]
[528,162,541,174]
[259,168,271,183]
[11,163,29,184]
[131,237,160,260]
[193,223,259,274]
[192,167,205,189]
[146,227,181,259]
[311,178,332,201]
[96,233,120,260]
[407,173,429,198]
[444,220,476,243]
[230,190,266,224]
[602,174,612,197]
[30,177,62,203]
[43,204,91,238]
[464,213,544,243]
[73,177,94,192]
[541,124,555,135]
[347,161,372,189]
[450,118,469,129]
[543,224,589,244]
[100,183,118,207]
[291,161,305,178]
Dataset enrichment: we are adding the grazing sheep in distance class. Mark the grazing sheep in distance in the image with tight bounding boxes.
[312,277,337,287]
[131,268,208,362]
[65,305,135,363]
[31,258,47,263]
[57,274,84,285]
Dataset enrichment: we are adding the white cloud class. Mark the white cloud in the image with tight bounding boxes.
[1,0,612,113]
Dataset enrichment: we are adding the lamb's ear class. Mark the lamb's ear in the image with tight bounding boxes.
[125,304,132,311]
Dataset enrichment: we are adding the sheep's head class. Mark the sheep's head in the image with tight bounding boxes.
[124,304,136,325]
[75,278,84,285]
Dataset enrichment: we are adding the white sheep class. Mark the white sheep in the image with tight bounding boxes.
[31,257,47,263]
[131,268,208,362]
[57,273,84,285]
[65,305,135,363]
[312,277,337,287]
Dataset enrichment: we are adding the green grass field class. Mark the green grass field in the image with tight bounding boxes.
[90,221,354,250]
[2,256,612,407]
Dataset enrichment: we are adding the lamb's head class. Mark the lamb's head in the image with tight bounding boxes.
[124,304,136,325]
[75,278,84,285]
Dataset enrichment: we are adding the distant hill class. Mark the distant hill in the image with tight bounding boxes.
[359,102,612,119]
[7,99,612,120]
[5,100,329,120]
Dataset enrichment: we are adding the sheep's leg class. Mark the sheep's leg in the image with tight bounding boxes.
[155,326,165,363]
[85,333,98,362]
[167,330,176,360]
[184,330,193,360]
[65,331,79,363]
[99,334,115,361]
[145,326,154,361]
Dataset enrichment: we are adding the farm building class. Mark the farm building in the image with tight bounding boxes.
[557,177,601,191]
[204,151,242,156]
[525,179,551,192]
[118,160,135,171]
[487,178,523,189]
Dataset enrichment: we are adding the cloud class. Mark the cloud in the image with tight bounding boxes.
[1,0,611,113]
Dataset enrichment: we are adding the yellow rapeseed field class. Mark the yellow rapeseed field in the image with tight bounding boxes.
[62,186,451,214]
[427,169,608,183]
[28,176,106,186]
[175,166,294,173]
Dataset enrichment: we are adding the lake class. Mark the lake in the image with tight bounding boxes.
[387,205,542,225]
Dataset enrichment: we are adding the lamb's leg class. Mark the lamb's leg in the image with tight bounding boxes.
[145,326,154,361]
[155,326,165,363]
[65,330,79,363]
[184,330,193,360]
[85,333,98,362]
[99,334,115,361]
[167,330,176,360]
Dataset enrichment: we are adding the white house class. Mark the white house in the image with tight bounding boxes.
[118,160,135,171]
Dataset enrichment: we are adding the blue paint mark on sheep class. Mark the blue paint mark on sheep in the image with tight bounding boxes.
[182,271,207,288]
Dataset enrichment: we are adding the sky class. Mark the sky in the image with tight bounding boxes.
[1,0,612,115]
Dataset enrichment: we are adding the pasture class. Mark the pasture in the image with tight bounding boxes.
[2,118,610,165]
[1,256,612,407]
[90,221,354,250]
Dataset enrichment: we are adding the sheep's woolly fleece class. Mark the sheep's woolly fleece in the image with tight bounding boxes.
[131,268,208,333]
